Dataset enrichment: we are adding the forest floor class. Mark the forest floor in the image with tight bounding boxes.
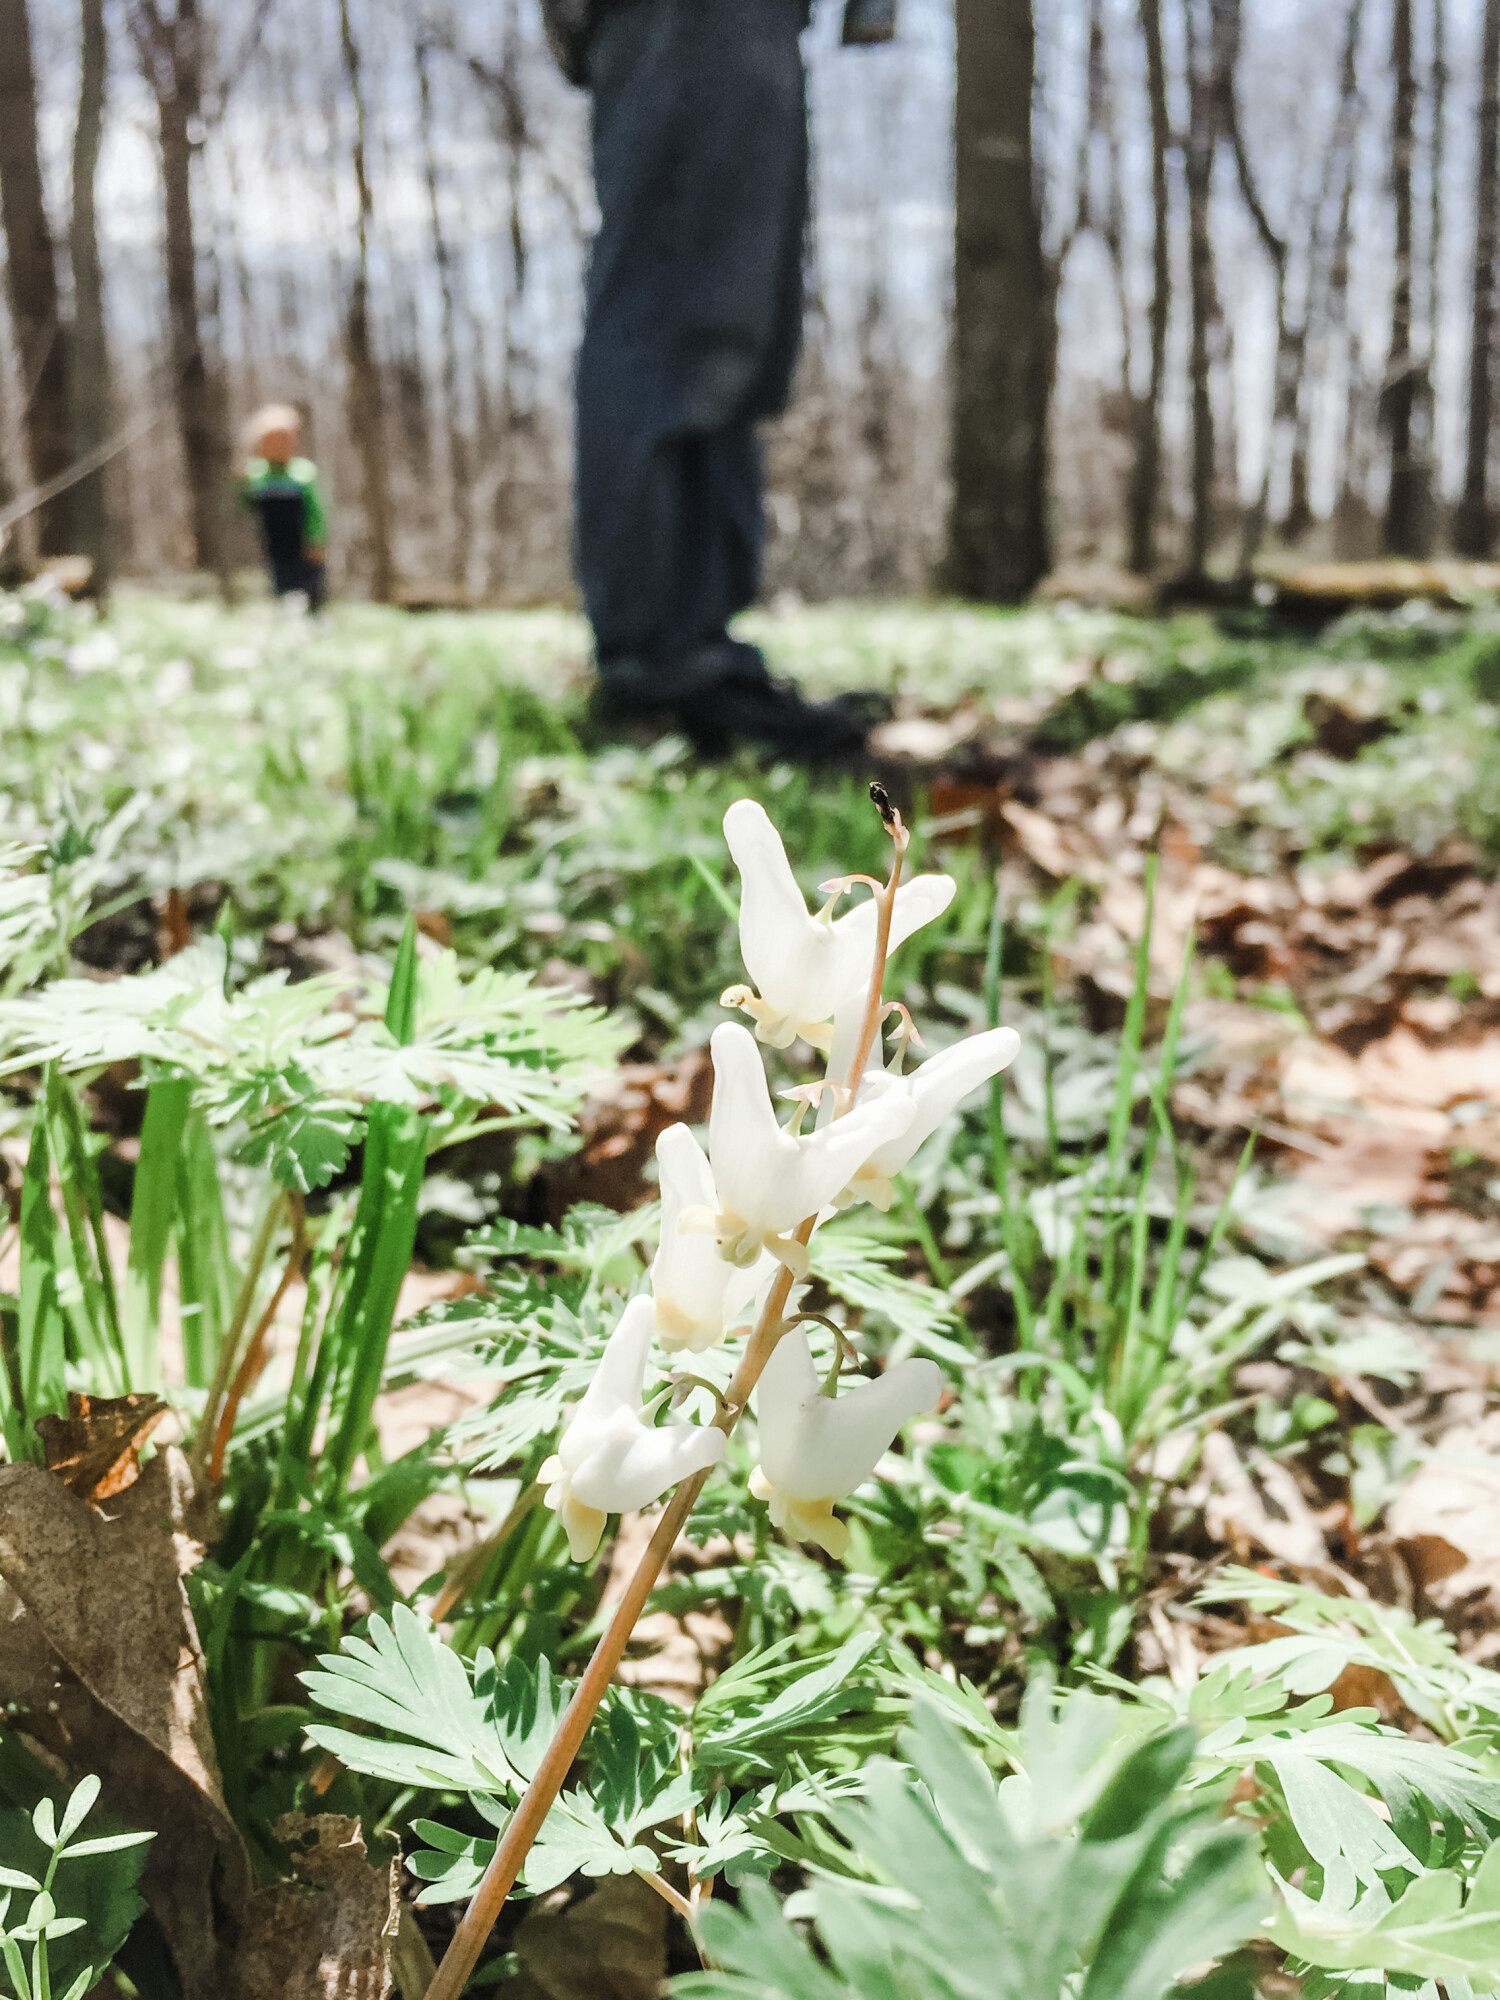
[6,580,1500,1993]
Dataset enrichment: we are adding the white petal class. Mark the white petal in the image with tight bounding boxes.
[707,1022,793,1227]
[565,1295,655,1458]
[829,872,957,998]
[864,1026,1021,1178]
[652,1124,739,1350]
[724,800,957,1037]
[724,801,840,1029]
[708,1024,916,1236]
[568,1411,726,1514]
[755,1329,941,1500]
[781,1087,915,1223]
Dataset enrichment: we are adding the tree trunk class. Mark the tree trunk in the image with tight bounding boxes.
[1181,0,1217,579]
[339,0,396,603]
[947,0,1050,602]
[1211,0,1289,575]
[416,36,472,593]
[1126,0,1169,575]
[1429,0,1446,366]
[1382,0,1428,553]
[0,0,74,555]
[69,0,111,590]
[1456,0,1500,556]
[1285,0,1365,542]
[130,0,225,577]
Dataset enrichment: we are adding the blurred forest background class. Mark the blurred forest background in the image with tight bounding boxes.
[2,0,1498,605]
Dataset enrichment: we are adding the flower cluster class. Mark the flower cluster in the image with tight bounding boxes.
[539,798,1019,1564]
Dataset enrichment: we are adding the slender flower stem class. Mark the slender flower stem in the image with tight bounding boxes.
[424,798,908,2000]
[844,790,908,1097]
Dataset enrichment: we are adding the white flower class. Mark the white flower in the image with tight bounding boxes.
[698,1023,916,1278]
[840,1025,1021,1210]
[651,1122,772,1353]
[539,1296,726,1562]
[749,1328,942,1559]
[721,799,956,1048]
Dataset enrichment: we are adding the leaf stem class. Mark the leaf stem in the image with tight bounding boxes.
[637,1867,693,1921]
[423,794,909,2000]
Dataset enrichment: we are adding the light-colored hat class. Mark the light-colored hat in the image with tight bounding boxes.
[242,403,301,453]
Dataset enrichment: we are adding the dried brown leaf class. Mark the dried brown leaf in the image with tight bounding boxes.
[504,1876,668,2000]
[35,1390,167,1501]
[220,1815,400,2000]
[0,1448,247,1999]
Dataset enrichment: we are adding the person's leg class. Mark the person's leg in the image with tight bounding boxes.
[576,0,809,700]
[671,426,763,665]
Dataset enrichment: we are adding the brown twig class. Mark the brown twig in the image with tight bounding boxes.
[191,1189,288,1480]
[423,793,908,2000]
[428,1481,545,1623]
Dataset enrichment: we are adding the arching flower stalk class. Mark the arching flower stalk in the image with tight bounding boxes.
[426,788,1017,2000]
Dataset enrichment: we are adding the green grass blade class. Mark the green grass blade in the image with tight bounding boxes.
[384,915,420,1046]
[1099,856,1157,1310]
[319,1101,427,1503]
[982,878,1035,1348]
[45,1070,125,1392]
[1173,1130,1256,1332]
[689,851,740,926]
[175,1108,236,1390]
[16,1104,67,1447]
[121,1075,191,1391]
[1104,854,1156,1186]
[1110,1127,1160,1433]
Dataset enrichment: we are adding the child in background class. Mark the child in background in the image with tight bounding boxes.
[238,405,329,609]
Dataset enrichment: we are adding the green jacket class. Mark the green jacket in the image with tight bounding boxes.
[240,456,328,549]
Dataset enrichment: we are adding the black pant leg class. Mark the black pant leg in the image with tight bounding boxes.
[576,0,808,685]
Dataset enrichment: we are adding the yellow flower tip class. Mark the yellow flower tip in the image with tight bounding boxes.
[847,1165,895,1213]
[539,1456,609,1563]
[766,1231,810,1282]
[720,984,801,1048]
[749,1467,850,1562]
[790,1498,850,1561]
[654,1293,728,1355]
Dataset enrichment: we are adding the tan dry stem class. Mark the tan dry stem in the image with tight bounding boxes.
[208,1193,307,1484]
[423,801,909,2000]
[192,1189,289,1481]
[428,1481,545,1624]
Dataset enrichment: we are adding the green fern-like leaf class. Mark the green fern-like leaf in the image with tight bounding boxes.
[673,1695,1268,2000]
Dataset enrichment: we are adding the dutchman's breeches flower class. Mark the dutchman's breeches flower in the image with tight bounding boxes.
[539,1296,726,1562]
[720,799,956,1048]
[749,1327,943,1559]
[700,1022,917,1278]
[651,1121,771,1352]
[839,1024,1022,1209]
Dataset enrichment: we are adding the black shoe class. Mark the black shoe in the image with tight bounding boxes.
[588,639,887,764]
[678,673,879,762]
